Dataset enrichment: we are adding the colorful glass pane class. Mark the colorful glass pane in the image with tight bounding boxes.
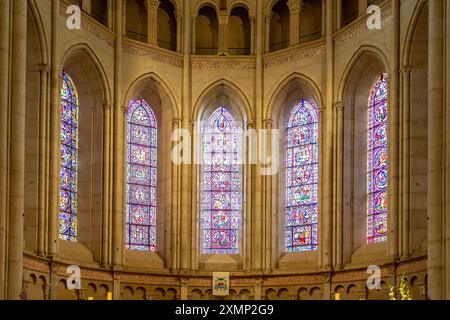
[285,100,319,252]
[126,99,157,251]
[201,107,242,254]
[367,73,388,244]
[59,71,79,241]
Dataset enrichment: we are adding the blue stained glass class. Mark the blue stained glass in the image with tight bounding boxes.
[126,99,157,251]
[367,73,388,244]
[201,107,242,254]
[285,100,319,252]
[59,71,79,241]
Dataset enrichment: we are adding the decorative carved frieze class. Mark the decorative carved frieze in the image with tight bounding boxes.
[263,45,326,68]
[191,60,256,70]
[123,43,183,68]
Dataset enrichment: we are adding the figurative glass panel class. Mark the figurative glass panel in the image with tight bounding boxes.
[367,73,388,244]
[285,100,319,252]
[126,99,158,251]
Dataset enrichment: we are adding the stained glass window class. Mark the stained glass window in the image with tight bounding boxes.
[59,71,79,241]
[367,73,388,244]
[285,100,319,252]
[201,107,242,254]
[125,99,157,251]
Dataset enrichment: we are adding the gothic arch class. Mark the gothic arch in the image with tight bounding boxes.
[123,72,180,119]
[60,43,112,105]
[266,72,323,120]
[192,79,253,122]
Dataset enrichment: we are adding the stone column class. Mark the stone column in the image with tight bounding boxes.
[427,0,444,300]
[359,0,368,16]
[102,101,112,267]
[287,0,302,46]
[401,66,411,260]
[388,0,400,261]
[249,14,256,55]
[264,120,273,270]
[321,0,334,271]
[334,102,344,269]
[38,64,49,257]
[446,0,450,299]
[171,119,181,270]
[191,16,197,54]
[107,0,113,29]
[218,11,229,55]
[322,0,326,37]
[264,10,272,53]
[113,272,120,300]
[336,0,342,30]
[253,0,264,272]
[176,10,182,52]
[180,3,192,271]
[48,0,60,258]
[113,0,124,269]
[7,0,27,300]
[146,0,160,46]
[245,122,255,270]
[0,0,9,300]
[82,0,91,14]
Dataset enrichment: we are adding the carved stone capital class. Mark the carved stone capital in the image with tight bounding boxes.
[218,12,229,24]
[144,0,160,11]
[333,101,344,111]
[287,0,303,14]
[103,100,112,111]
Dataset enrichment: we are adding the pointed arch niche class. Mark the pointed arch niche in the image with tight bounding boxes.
[269,75,322,271]
[57,48,109,264]
[341,51,389,266]
[193,83,249,271]
[122,76,176,269]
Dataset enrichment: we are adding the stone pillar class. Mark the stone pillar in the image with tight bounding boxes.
[401,66,411,260]
[107,0,113,29]
[38,63,49,257]
[180,2,192,271]
[253,0,264,271]
[264,10,272,53]
[82,0,91,14]
[113,272,120,300]
[7,0,27,300]
[253,278,262,300]
[48,0,60,258]
[336,0,342,30]
[171,119,181,271]
[322,0,326,37]
[249,14,256,55]
[146,0,160,45]
[427,0,444,300]
[388,0,400,261]
[245,123,255,270]
[334,102,344,269]
[191,16,197,54]
[287,0,302,46]
[264,120,273,270]
[359,0,368,16]
[0,0,9,300]
[113,0,124,269]
[180,277,189,300]
[321,0,334,270]
[49,263,58,300]
[218,11,229,55]
[102,101,112,267]
[446,0,450,299]
[176,10,182,52]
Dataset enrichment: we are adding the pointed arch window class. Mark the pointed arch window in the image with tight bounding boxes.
[59,71,79,241]
[201,107,242,254]
[125,99,158,251]
[367,73,388,244]
[285,100,319,252]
